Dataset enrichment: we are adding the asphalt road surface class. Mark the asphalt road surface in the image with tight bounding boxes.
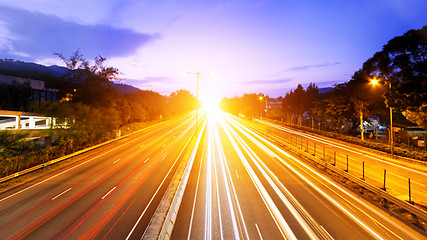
[0,115,198,240]
[0,111,425,239]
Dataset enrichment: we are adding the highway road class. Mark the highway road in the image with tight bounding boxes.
[0,111,426,239]
[255,118,427,206]
[0,114,198,240]
[171,111,426,239]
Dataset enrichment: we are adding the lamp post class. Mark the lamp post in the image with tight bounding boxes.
[186,71,211,135]
[186,72,200,134]
[259,96,263,118]
[371,77,394,158]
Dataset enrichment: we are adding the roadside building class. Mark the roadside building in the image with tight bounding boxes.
[266,97,283,120]
[0,74,58,111]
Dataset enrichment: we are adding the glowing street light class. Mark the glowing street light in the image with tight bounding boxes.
[370,76,394,158]
[185,71,213,134]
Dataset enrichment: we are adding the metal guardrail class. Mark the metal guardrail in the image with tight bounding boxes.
[249,120,427,223]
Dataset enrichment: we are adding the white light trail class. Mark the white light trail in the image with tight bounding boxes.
[219,117,297,240]
[229,116,386,239]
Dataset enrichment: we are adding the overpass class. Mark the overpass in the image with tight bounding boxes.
[0,110,55,130]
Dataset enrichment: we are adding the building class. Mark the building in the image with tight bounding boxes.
[266,97,283,119]
[0,74,58,110]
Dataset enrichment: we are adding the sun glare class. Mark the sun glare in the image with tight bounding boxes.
[201,95,221,117]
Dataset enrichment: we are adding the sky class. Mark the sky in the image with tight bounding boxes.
[0,0,426,99]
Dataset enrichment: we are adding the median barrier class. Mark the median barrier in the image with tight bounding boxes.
[142,118,206,240]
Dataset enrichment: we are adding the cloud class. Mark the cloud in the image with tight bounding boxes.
[0,5,159,60]
[167,15,185,27]
[314,79,346,87]
[123,77,177,85]
[284,62,341,72]
[240,78,292,85]
[211,0,272,13]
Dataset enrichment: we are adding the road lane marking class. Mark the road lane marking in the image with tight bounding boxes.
[102,187,116,200]
[162,144,166,148]
[255,223,263,240]
[388,172,426,187]
[0,135,146,203]
[113,158,121,164]
[235,170,239,178]
[187,141,206,240]
[213,152,224,240]
[127,128,195,240]
[205,120,213,240]
[215,117,249,240]
[139,145,145,148]
[51,188,72,200]
[144,158,150,163]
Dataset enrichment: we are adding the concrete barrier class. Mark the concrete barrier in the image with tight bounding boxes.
[142,119,206,240]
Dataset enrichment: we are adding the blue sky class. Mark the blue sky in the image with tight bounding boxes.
[0,0,426,98]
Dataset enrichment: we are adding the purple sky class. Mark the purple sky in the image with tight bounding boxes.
[1,0,426,98]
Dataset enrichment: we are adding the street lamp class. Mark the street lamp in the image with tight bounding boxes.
[185,71,212,135]
[258,95,265,118]
[370,77,394,158]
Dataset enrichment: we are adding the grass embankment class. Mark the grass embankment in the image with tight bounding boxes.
[0,119,164,178]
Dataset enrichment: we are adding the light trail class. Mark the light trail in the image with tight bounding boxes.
[214,115,249,240]
[223,120,328,239]
[256,119,427,176]
[229,116,407,239]
[221,117,323,239]
[186,137,206,240]
[204,116,213,240]
[220,117,297,240]
[126,126,197,240]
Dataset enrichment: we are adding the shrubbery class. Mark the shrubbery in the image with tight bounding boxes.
[269,119,427,161]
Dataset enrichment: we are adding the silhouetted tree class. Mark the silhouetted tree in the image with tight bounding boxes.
[359,25,427,128]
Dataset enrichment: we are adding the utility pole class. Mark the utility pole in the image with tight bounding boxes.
[389,93,394,157]
[360,109,364,141]
[186,71,210,136]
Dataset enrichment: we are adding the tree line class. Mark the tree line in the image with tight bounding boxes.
[1,51,198,132]
[220,25,427,133]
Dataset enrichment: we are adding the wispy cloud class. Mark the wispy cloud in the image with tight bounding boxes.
[167,15,186,27]
[211,0,271,13]
[240,78,292,85]
[284,62,341,72]
[124,77,176,85]
[0,5,160,60]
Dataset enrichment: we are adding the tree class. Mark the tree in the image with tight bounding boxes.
[126,90,168,120]
[360,26,427,128]
[305,83,319,128]
[169,89,197,115]
[55,50,121,107]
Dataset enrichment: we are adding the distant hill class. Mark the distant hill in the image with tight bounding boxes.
[319,87,333,94]
[0,59,68,77]
[114,83,140,94]
[0,59,139,94]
